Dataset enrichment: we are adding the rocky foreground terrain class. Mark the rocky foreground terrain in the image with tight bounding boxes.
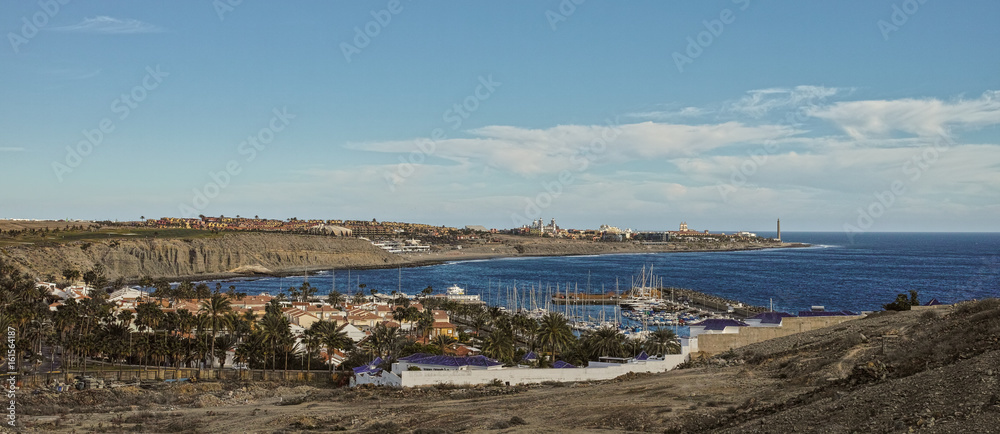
[12,299,999,433]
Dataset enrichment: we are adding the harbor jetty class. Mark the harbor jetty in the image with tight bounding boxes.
[552,287,767,319]
[667,287,767,319]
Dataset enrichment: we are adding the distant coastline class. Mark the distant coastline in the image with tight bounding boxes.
[214,239,811,281]
[1,228,807,283]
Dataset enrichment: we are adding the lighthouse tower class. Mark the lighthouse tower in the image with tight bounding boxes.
[777,218,781,242]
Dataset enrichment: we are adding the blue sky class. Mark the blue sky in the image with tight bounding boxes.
[1,1,998,232]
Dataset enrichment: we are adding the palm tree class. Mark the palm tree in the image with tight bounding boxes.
[175,281,195,302]
[134,302,164,370]
[536,312,574,363]
[200,293,232,368]
[513,312,538,348]
[313,321,352,373]
[260,313,291,372]
[326,290,344,308]
[298,282,317,302]
[583,326,625,359]
[62,268,81,283]
[433,335,454,354]
[416,311,435,342]
[351,291,366,305]
[152,279,172,302]
[366,323,403,359]
[302,329,322,374]
[52,305,77,371]
[645,328,681,356]
[213,335,238,369]
[194,283,212,301]
[482,328,515,364]
[235,330,266,376]
[278,336,296,373]
[138,275,154,302]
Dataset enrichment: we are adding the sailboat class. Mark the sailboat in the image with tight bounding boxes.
[619,265,666,311]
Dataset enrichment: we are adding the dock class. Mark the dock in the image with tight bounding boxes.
[551,287,767,319]
[550,293,619,305]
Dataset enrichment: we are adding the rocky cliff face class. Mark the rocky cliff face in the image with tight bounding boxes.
[1,233,407,281]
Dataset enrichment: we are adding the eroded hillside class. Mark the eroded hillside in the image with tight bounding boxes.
[1,232,407,281]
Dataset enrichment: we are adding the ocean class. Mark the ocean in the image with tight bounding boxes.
[197,232,1000,315]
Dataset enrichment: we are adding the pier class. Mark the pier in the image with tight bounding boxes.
[551,287,767,319]
[550,293,619,305]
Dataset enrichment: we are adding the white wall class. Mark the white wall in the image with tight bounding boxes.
[351,370,402,387]
[398,353,688,388]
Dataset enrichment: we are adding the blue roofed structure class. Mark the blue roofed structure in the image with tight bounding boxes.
[688,318,748,338]
[352,357,384,375]
[745,312,795,327]
[552,360,577,369]
[923,298,944,306]
[522,351,538,362]
[351,357,403,387]
[691,318,748,331]
[395,353,503,372]
[635,351,649,361]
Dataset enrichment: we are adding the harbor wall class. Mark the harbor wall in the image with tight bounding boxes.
[398,354,688,388]
[695,315,864,356]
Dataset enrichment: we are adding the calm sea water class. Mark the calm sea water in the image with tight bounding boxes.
[198,232,1000,315]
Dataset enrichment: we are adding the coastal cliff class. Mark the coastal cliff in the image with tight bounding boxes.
[1,233,407,281]
[1,232,802,282]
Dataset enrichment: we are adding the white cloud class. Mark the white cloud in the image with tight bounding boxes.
[350,121,799,176]
[313,87,1000,230]
[50,16,163,34]
[808,91,1000,139]
[727,85,846,118]
[627,106,709,121]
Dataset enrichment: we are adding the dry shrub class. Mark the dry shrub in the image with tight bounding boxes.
[363,421,403,434]
[596,408,654,431]
[123,411,156,423]
[161,416,198,433]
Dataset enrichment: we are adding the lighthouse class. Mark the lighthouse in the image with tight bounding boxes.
[777,218,781,242]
